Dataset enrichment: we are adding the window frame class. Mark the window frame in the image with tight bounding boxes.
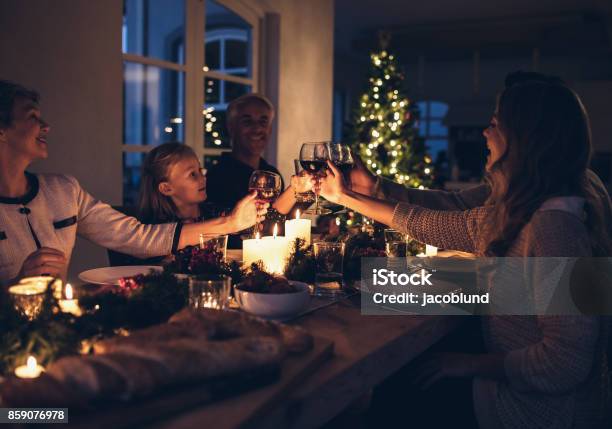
[121,0,263,164]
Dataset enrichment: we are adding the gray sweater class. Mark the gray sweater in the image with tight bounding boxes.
[0,173,179,286]
[390,198,609,428]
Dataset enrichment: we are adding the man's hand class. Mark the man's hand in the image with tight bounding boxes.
[19,247,67,278]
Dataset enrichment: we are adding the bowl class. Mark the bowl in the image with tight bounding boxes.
[234,281,310,319]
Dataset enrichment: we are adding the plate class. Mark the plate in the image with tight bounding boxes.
[78,266,162,285]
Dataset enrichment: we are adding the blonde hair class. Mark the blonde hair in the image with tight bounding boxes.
[226,93,275,136]
[138,143,199,224]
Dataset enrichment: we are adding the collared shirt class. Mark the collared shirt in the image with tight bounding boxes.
[205,152,284,209]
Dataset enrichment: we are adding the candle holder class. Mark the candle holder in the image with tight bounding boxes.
[313,241,346,297]
[188,275,231,310]
[8,283,47,320]
[199,233,228,261]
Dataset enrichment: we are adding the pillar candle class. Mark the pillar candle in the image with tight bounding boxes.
[285,209,311,248]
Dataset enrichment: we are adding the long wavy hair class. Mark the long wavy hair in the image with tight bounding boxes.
[482,81,611,256]
[138,143,199,224]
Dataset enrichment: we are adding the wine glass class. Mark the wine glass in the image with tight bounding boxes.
[328,143,355,213]
[248,170,282,236]
[299,142,331,215]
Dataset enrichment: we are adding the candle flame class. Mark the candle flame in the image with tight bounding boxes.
[273,223,278,238]
[255,232,260,240]
[65,284,73,300]
[27,356,37,370]
[296,209,301,219]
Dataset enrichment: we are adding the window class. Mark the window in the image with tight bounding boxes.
[416,101,449,164]
[122,0,260,205]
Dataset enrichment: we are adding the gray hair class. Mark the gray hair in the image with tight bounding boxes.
[226,93,275,134]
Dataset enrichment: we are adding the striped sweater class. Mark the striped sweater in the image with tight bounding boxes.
[0,173,180,286]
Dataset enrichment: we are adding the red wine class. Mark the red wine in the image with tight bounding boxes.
[300,160,327,173]
[249,187,279,202]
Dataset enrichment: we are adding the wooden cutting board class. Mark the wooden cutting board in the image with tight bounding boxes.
[68,335,334,429]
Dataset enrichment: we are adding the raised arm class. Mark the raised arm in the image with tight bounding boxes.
[350,153,490,210]
[71,177,264,258]
[322,161,486,253]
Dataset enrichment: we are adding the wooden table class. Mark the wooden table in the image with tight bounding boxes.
[149,294,461,429]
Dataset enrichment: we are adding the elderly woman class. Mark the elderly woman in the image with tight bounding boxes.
[320,79,611,428]
[0,80,266,286]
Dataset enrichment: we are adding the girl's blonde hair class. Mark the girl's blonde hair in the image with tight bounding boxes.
[138,143,199,224]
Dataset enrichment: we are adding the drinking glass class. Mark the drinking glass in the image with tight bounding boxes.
[188,275,231,310]
[248,170,282,236]
[384,229,408,257]
[313,241,345,297]
[293,159,316,203]
[328,142,354,188]
[300,142,331,215]
[199,233,228,261]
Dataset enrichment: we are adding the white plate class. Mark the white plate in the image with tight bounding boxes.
[78,266,162,285]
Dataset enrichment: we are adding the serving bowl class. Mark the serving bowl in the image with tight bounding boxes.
[234,281,310,319]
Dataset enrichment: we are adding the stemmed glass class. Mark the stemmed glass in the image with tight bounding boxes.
[299,142,331,215]
[328,143,355,212]
[248,170,282,236]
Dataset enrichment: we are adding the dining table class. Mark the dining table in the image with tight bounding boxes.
[141,296,463,429]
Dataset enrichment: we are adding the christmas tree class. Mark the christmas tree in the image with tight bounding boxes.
[349,33,433,189]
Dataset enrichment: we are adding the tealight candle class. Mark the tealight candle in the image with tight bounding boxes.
[59,284,82,316]
[14,356,44,379]
[8,283,47,320]
[19,276,62,299]
[425,244,438,257]
[285,209,311,248]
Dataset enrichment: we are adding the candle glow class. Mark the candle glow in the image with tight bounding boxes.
[14,356,44,379]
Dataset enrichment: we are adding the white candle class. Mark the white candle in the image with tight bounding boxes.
[14,356,44,379]
[243,232,263,268]
[285,209,311,248]
[242,225,291,274]
[425,245,438,257]
[59,284,82,316]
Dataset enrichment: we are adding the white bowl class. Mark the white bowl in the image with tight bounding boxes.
[235,281,310,319]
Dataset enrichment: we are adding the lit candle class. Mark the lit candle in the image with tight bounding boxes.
[243,232,262,268]
[285,209,311,248]
[259,224,291,274]
[14,356,44,379]
[425,245,438,257]
[59,284,82,316]
[19,276,62,299]
[8,283,47,320]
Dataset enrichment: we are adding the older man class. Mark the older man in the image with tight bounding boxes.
[206,93,284,208]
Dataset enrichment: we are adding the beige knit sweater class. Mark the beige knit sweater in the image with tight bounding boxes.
[390,198,609,428]
[0,173,179,286]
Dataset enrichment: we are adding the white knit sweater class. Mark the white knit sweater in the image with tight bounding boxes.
[0,173,179,286]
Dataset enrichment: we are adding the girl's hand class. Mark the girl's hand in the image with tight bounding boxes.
[316,160,348,204]
[229,192,269,232]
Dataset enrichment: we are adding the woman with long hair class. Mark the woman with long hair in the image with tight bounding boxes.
[319,80,610,427]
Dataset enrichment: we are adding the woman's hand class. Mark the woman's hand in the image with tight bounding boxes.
[317,160,348,204]
[413,353,477,389]
[350,154,377,196]
[228,191,269,232]
[18,247,67,278]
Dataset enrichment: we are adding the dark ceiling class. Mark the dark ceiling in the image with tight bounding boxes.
[335,0,612,62]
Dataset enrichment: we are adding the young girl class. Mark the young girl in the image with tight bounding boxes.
[138,142,303,223]
[319,80,611,428]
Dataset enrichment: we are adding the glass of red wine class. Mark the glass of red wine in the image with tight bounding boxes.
[328,142,354,187]
[299,142,331,215]
[248,170,282,236]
